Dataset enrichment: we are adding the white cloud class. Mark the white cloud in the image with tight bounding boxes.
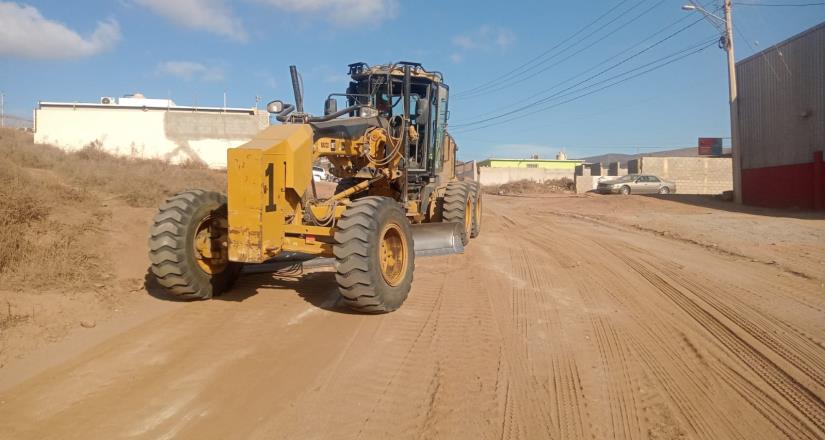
[257,0,398,24]
[0,2,120,59]
[134,0,247,41]
[157,61,224,81]
[452,25,515,51]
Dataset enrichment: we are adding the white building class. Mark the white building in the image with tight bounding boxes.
[34,94,269,168]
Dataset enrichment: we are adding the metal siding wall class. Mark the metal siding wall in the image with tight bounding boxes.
[737,22,825,170]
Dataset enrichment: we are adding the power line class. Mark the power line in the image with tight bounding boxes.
[454,0,642,98]
[459,12,708,121]
[451,40,717,133]
[733,1,825,6]
[452,19,713,128]
[457,0,672,101]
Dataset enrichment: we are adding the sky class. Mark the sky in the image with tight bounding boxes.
[0,0,823,161]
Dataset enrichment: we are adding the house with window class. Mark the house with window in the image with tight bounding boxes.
[477,158,583,171]
[477,156,584,186]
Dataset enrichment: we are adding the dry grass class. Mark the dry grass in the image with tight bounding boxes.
[0,128,226,290]
[483,178,574,195]
[0,131,225,208]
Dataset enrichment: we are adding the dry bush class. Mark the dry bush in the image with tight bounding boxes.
[483,178,574,195]
[0,129,226,208]
[0,128,227,290]
[0,158,102,288]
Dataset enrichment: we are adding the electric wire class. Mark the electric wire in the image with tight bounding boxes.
[733,1,825,6]
[457,0,673,100]
[452,19,714,128]
[460,11,707,120]
[451,40,717,134]
[453,0,638,98]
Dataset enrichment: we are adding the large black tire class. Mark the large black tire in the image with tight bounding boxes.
[442,181,473,246]
[470,182,482,239]
[620,185,631,196]
[333,197,415,313]
[148,190,241,300]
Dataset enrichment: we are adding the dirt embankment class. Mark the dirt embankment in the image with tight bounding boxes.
[0,129,226,367]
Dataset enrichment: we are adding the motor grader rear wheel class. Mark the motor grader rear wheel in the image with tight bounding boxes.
[148,190,241,300]
[471,183,482,238]
[333,196,415,313]
[442,181,473,245]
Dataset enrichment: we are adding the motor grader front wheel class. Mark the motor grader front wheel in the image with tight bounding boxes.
[148,190,241,300]
[333,197,415,313]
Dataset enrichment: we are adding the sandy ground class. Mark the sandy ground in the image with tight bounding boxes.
[1,193,824,439]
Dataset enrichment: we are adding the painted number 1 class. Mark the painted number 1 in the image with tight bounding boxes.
[265,162,276,212]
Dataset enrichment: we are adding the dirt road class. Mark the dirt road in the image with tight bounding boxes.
[1,194,824,439]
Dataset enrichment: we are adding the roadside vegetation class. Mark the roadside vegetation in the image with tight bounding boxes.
[483,178,575,196]
[0,128,225,290]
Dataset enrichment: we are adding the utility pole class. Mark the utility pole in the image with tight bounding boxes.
[723,0,743,204]
[1,91,5,129]
[683,0,742,203]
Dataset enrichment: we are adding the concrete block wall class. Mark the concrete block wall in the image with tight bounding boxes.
[608,162,627,176]
[575,175,609,194]
[479,167,574,186]
[627,159,640,174]
[455,160,478,182]
[639,157,732,195]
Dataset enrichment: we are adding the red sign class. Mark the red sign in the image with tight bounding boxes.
[698,137,723,156]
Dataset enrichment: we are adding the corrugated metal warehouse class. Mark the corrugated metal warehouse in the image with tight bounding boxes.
[736,21,825,210]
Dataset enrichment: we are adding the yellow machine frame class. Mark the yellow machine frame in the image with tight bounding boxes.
[227,122,417,263]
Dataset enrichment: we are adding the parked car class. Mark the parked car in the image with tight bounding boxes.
[596,174,676,195]
[312,166,328,181]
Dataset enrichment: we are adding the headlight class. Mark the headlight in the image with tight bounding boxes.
[266,100,284,113]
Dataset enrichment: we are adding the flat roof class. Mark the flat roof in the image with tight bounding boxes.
[38,101,259,115]
[481,158,584,162]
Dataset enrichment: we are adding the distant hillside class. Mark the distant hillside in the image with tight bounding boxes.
[579,147,731,165]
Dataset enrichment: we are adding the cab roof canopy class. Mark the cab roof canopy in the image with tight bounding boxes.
[348,62,444,84]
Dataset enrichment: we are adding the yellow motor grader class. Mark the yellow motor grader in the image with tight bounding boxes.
[148,62,481,313]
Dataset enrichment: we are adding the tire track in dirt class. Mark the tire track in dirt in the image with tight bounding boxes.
[266,272,448,439]
[2,194,824,439]
[658,263,825,392]
[523,216,707,439]
[520,207,824,438]
[482,202,589,439]
[628,262,825,436]
[588,234,825,440]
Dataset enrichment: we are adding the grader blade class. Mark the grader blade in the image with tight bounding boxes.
[410,222,465,257]
[243,222,464,275]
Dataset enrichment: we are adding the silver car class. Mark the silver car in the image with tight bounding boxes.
[596,174,676,195]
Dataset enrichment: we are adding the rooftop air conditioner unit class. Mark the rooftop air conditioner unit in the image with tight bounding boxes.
[100,97,115,105]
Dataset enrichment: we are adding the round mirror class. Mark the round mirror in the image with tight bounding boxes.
[266,100,284,114]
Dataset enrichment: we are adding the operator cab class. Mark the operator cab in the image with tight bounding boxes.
[265,62,454,210]
[341,62,450,180]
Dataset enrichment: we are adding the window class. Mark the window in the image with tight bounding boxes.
[647,176,661,182]
[526,163,539,168]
